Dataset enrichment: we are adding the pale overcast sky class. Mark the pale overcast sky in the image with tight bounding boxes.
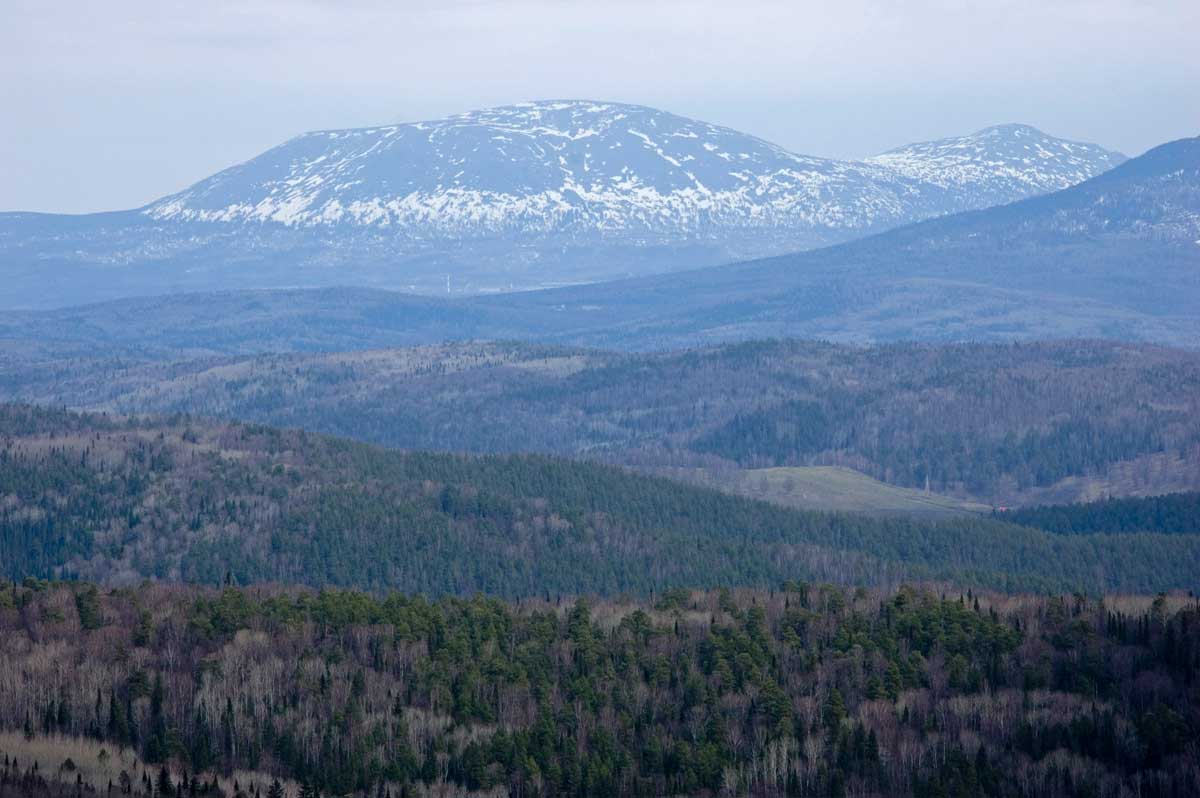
[3,0,1197,213]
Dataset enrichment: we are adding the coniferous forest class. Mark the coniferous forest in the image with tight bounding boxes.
[1001,493,1200,536]
[2,403,1199,596]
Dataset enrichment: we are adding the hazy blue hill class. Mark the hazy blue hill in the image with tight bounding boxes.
[478,136,1200,347]
[0,287,547,358]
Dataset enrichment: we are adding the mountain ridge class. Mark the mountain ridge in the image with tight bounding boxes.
[3,338,1197,507]
[142,100,1124,238]
[3,135,1192,350]
[0,100,1126,308]
[471,135,1200,346]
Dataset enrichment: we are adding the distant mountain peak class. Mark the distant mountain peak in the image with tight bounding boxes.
[973,122,1046,137]
[446,99,663,123]
[142,100,915,239]
[305,100,677,140]
[865,122,1127,200]
[0,101,1132,309]
[143,101,1123,242]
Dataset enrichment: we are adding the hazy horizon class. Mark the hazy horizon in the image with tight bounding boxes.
[4,0,1198,214]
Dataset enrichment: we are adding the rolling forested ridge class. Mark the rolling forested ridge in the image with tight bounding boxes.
[2,339,1198,507]
[2,341,1200,798]
[0,581,1197,798]
[2,403,1199,596]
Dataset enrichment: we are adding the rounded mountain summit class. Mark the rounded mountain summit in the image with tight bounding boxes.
[0,100,1125,306]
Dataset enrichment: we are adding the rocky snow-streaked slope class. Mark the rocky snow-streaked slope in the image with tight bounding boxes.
[144,101,928,244]
[866,123,1128,210]
[0,101,1127,309]
[144,103,1123,245]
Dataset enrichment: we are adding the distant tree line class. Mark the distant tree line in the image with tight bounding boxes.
[2,339,1197,503]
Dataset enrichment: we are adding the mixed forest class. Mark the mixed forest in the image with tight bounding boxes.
[0,580,1197,798]
[3,340,1197,506]
[2,403,1199,596]
[2,340,1199,798]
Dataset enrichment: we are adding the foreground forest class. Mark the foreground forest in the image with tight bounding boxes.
[3,340,1197,506]
[0,580,1197,798]
[3,403,1199,595]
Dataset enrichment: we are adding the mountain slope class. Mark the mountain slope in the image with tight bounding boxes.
[0,137,1189,349]
[145,101,924,239]
[0,102,1123,309]
[2,402,1198,594]
[477,135,1200,347]
[865,123,1125,206]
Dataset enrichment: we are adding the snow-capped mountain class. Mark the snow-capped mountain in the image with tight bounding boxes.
[4,138,1195,353]
[144,101,927,247]
[143,102,1122,248]
[866,123,1128,210]
[0,101,1127,309]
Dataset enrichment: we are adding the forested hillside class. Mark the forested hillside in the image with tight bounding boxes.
[5,340,1197,505]
[1,581,1197,798]
[1,403,1199,595]
[1002,492,1200,536]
